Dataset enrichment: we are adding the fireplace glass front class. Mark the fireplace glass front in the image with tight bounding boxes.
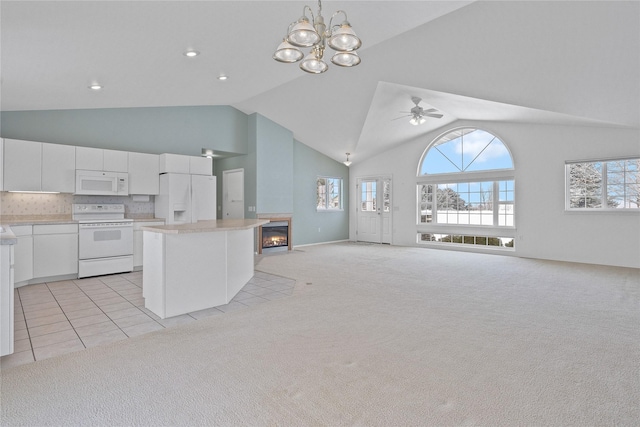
[261,221,289,253]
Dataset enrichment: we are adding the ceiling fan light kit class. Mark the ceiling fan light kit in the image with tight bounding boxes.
[273,0,362,74]
[395,96,444,126]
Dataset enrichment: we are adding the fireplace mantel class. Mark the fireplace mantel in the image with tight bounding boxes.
[257,214,292,254]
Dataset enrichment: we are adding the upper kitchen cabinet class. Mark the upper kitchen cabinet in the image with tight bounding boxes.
[76,147,128,172]
[4,139,41,191]
[159,153,212,175]
[103,149,128,172]
[128,152,160,195]
[4,139,76,193]
[0,138,4,190]
[159,153,190,174]
[42,143,76,193]
[190,156,213,176]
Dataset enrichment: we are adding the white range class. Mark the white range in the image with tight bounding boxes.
[72,204,134,278]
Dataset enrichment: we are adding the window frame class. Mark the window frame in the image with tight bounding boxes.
[565,157,640,212]
[316,176,344,212]
[416,127,516,250]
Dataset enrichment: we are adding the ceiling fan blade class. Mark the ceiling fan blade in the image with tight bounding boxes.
[423,108,439,113]
[424,113,444,119]
[391,114,411,121]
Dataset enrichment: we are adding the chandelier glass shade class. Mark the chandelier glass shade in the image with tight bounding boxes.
[273,0,362,74]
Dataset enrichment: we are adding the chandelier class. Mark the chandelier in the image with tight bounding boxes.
[273,0,362,74]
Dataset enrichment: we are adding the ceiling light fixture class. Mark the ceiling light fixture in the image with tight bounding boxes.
[201,148,215,158]
[273,0,362,74]
[343,152,352,167]
[217,75,228,81]
[409,114,426,126]
[184,50,200,57]
[88,84,102,90]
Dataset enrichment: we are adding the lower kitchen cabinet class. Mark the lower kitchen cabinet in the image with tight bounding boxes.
[33,224,78,279]
[133,221,165,269]
[11,226,33,285]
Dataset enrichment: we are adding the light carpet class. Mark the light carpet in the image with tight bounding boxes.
[1,242,639,426]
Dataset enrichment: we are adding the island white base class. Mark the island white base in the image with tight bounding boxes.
[143,228,254,319]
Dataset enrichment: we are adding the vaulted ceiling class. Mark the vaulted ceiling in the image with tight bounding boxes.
[2,1,638,164]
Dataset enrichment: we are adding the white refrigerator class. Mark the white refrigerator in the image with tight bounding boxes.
[155,173,217,224]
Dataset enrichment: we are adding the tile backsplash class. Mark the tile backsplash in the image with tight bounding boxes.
[0,192,154,217]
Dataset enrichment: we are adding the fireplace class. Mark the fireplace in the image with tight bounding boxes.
[257,216,292,254]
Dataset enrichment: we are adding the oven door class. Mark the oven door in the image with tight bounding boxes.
[78,221,134,260]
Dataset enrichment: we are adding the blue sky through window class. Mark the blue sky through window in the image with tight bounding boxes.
[420,129,513,174]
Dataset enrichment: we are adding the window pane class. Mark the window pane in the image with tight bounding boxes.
[419,184,433,223]
[317,178,327,209]
[568,162,603,208]
[361,181,376,212]
[318,177,342,210]
[420,128,513,175]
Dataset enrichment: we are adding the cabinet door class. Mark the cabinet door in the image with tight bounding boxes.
[190,156,213,176]
[128,152,159,194]
[133,222,164,268]
[103,149,128,172]
[3,139,42,191]
[14,235,33,284]
[0,138,4,191]
[76,146,103,171]
[33,233,79,278]
[42,143,76,193]
[159,153,190,174]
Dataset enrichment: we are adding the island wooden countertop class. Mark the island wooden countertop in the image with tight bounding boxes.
[141,219,270,234]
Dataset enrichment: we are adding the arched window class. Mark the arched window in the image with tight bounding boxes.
[417,128,516,249]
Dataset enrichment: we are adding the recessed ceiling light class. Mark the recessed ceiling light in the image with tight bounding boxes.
[217,75,228,81]
[184,50,200,57]
[88,84,102,90]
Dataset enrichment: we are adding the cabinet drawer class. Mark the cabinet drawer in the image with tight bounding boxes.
[33,224,78,235]
[10,225,32,236]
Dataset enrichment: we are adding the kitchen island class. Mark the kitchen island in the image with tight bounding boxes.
[142,219,269,319]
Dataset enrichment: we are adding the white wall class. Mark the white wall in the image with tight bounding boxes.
[349,120,640,268]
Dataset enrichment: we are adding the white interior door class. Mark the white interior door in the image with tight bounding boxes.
[357,177,392,244]
[223,168,244,219]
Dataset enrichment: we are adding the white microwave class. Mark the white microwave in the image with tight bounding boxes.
[75,170,129,196]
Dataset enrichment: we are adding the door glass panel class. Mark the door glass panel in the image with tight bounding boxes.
[361,181,377,212]
[383,180,391,212]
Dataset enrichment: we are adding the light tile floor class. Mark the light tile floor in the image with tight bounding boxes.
[1,270,295,369]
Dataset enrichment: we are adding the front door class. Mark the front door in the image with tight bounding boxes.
[223,168,244,219]
[357,177,392,244]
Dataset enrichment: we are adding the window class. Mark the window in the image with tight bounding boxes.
[417,128,515,249]
[317,177,343,210]
[567,158,639,210]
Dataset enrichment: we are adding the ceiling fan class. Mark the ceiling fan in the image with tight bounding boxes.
[393,96,443,125]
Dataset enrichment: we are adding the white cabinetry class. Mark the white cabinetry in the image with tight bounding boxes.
[33,224,78,278]
[159,153,211,175]
[0,138,4,191]
[159,153,190,174]
[76,146,128,172]
[42,143,76,193]
[133,220,165,269]
[3,139,41,191]
[11,226,33,285]
[0,242,15,356]
[128,152,160,195]
[190,156,213,175]
[104,149,128,172]
[3,139,76,193]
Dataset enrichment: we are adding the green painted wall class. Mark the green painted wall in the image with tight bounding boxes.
[213,116,257,220]
[254,114,293,214]
[293,140,349,246]
[0,105,248,156]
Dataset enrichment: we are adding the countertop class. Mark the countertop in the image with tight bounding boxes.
[0,216,165,244]
[0,215,164,226]
[142,219,269,234]
[0,226,17,245]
